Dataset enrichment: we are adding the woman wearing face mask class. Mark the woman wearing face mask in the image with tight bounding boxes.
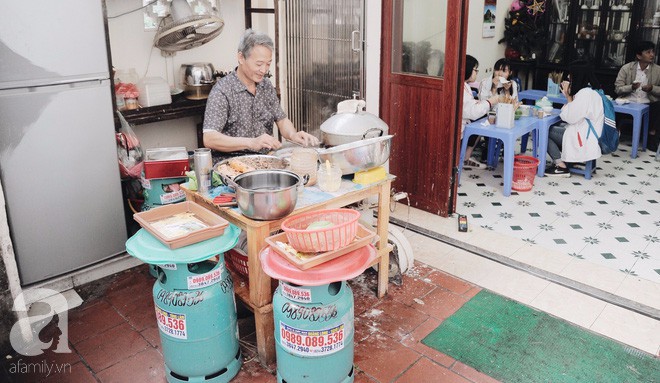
[478,58,519,103]
[462,55,500,169]
[545,60,604,177]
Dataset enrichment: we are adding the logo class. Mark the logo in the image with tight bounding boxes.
[9,288,71,356]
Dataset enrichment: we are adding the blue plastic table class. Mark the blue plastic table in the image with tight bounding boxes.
[459,116,539,196]
[518,89,650,158]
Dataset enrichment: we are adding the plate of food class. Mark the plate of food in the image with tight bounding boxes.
[214,155,290,179]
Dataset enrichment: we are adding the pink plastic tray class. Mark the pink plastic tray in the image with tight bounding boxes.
[259,244,377,286]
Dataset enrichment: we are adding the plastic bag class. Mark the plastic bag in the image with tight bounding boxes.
[116,111,144,178]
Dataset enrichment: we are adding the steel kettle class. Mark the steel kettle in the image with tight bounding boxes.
[179,63,216,100]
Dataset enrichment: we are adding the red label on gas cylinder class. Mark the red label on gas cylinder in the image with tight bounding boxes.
[187,267,223,290]
[279,322,345,356]
[281,283,312,303]
[155,306,187,339]
[160,190,186,204]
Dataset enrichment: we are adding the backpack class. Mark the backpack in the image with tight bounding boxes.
[586,89,619,155]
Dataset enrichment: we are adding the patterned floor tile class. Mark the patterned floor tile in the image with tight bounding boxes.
[456,142,660,284]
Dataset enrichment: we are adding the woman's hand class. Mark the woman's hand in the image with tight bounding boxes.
[289,131,320,147]
[250,134,282,152]
[488,95,500,106]
[561,81,570,97]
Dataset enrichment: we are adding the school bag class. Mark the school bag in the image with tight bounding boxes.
[586,89,619,155]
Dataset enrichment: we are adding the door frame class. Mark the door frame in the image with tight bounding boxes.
[379,0,470,216]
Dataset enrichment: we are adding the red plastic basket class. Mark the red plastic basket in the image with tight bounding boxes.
[225,248,249,278]
[512,155,541,192]
[280,209,361,253]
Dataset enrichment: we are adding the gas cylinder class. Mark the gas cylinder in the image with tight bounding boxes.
[126,226,241,383]
[273,281,354,383]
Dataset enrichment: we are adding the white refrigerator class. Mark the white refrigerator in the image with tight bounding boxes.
[0,0,127,284]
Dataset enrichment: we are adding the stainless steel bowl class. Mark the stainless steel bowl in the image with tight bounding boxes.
[227,170,302,220]
[179,63,216,100]
[317,135,392,175]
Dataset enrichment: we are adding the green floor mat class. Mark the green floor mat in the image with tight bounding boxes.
[422,290,659,383]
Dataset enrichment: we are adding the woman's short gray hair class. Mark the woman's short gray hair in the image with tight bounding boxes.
[238,29,274,58]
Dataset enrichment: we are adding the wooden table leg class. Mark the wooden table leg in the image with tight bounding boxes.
[376,181,392,298]
[254,304,275,365]
[245,224,275,364]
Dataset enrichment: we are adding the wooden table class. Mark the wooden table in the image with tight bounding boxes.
[182,177,393,364]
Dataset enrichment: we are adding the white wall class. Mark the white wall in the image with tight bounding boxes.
[465,0,507,81]
[106,0,247,151]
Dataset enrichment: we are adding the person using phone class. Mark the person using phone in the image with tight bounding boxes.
[614,41,660,150]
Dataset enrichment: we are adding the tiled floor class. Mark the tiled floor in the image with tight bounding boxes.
[2,263,504,383]
[456,141,660,283]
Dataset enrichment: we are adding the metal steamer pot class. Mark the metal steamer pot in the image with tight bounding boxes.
[180,63,216,100]
[318,135,393,175]
[320,99,389,146]
[222,170,306,220]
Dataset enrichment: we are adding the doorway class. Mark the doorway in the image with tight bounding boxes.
[379,0,469,216]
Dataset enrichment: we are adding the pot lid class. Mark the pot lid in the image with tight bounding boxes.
[259,244,377,286]
[320,100,389,136]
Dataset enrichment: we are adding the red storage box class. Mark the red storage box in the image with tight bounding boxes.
[144,147,189,179]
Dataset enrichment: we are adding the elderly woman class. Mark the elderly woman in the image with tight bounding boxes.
[462,55,500,168]
[545,60,604,177]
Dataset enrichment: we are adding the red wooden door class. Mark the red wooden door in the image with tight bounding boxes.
[380,0,469,216]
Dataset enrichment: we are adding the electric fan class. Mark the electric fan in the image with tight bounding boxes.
[154,0,224,53]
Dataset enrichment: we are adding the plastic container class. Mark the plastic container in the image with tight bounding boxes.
[280,209,360,253]
[225,232,248,278]
[133,201,229,249]
[512,155,540,192]
[226,248,248,278]
[289,148,318,186]
[137,77,172,107]
[265,224,376,270]
[259,244,377,286]
[317,161,342,192]
[144,147,190,179]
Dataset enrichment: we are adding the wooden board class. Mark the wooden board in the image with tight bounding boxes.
[265,224,376,270]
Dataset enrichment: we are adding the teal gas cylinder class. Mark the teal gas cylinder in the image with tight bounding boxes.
[126,225,241,383]
[273,281,355,383]
[140,176,187,211]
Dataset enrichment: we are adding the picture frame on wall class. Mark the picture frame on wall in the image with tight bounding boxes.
[483,0,497,38]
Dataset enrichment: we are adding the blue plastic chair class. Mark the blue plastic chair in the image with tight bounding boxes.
[569,159,597,180]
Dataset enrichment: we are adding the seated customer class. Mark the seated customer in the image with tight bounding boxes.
[614,41,660,150]
[203,29,319,163]
[478,58,518,102]
[462,55,499,168]
[546,60,604,177]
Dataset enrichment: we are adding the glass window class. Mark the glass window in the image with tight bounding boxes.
[391,0,447,77]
